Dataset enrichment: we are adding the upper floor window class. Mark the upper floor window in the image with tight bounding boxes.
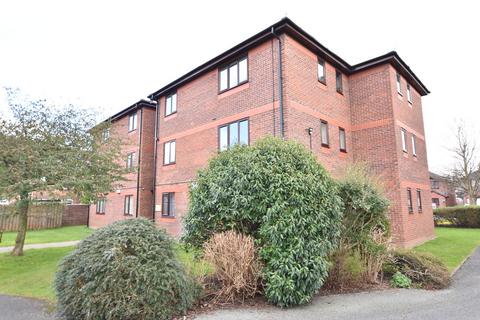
[396,73,402,95]
[411,134,417,156]
[401,128,407,152]
[431,180,439,190]
[417,189,423,213]
[162,192,175,217]
[126,152,136,171]
[219,119,249,151]
[219,56,248,92]
[407,188,413,213]
[102,128,110,142]
[165,93,177,116]
[128,112,137,132]
[164,140,176,165]
[335,70,343,94]
[407,84,413,104]
[124,195,134,216]
[320,120,329,147]
[318,58,326,84]
[339,127,346,152]
[96,198,106,214]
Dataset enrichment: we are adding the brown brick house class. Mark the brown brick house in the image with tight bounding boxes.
[90,18,434,248]
[430,172,457,208]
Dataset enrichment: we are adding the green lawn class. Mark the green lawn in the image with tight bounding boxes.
[415,227,480,272]
[0,226,92,247]
[0,244,210,302]
[0,246,74,300]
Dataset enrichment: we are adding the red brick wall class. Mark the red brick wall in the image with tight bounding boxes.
[154,40,280,236]
[88,106,156,228]
[62,204,89,226]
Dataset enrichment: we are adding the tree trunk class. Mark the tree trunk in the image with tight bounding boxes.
[11,194,29,256]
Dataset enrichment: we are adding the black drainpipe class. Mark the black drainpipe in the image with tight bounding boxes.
[152,100,159,221]
[271,27,284,139]
[135,107,143,218]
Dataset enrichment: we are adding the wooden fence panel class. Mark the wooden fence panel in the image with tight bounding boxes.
[0,203,65,232]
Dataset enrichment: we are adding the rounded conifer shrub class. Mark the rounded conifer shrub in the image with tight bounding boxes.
[183,137,343,307]
[55,218,198,320]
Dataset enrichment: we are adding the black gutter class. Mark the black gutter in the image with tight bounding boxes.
[135,107,143,218]
[152,101,159,221]
[271,27,285,138]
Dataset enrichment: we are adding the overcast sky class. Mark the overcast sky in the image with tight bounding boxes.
[1,0,478,174]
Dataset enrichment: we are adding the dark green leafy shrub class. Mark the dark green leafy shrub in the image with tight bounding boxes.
[55,218,198,320]
[434,205,480,228]
[337,164,390,283]
[390,272,412,288]
[183,137,343,307]
[385,250,451,289]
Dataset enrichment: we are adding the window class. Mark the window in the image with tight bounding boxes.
[124,195,134,216]
[320,120,329,147]
[219,56,248,92]
[431,180,439,189]
[411,134,417,156]
[401,128,408,152]
[417,189,423,213]
[162,192,175,217]
[407,84,412,103]
[163,140,176,165]
[335,70,343,93]
[126,152,136,171]
[339,127,346,152]
[432,198,440,208]
[396,73,402,94]
[165,93,177,116]
[96,198,106,214]
[102,128,110,142]
[219,119,249,151]
[407,188,413,213]
[318,58,326,84]
[128,112,137,131]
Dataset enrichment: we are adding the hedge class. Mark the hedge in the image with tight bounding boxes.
[434,205,480,228]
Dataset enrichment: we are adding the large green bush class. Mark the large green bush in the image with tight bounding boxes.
[434,205,480,228]
[55,218,198,320]
[183,137,343,307]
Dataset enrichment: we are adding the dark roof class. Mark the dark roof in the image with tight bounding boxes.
[106,99,156,123]
[430,171,448,181]
[148,17,430,100]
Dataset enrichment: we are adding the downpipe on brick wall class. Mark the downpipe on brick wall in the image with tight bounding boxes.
[271,27,284,139]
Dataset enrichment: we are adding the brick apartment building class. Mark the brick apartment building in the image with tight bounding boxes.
[89,18,434,248]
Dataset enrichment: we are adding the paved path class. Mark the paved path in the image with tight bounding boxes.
[0,240,79,253]
[197,248,480,320]
[0,295,53,320]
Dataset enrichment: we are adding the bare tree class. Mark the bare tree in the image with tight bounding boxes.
[449,124,480,205]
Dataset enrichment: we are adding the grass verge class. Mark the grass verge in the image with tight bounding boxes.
[0,226,92,247]
[0,244,210,302]
[415,227,480,272]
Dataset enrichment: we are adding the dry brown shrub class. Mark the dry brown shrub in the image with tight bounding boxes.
[203,230,262,303]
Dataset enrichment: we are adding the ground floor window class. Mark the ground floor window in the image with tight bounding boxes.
[162,192,175,217]
[432,198,440,208]
[417,189,422,213]
[96,198,106,214]
[407,188,413,213]
[124,195,134,216]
